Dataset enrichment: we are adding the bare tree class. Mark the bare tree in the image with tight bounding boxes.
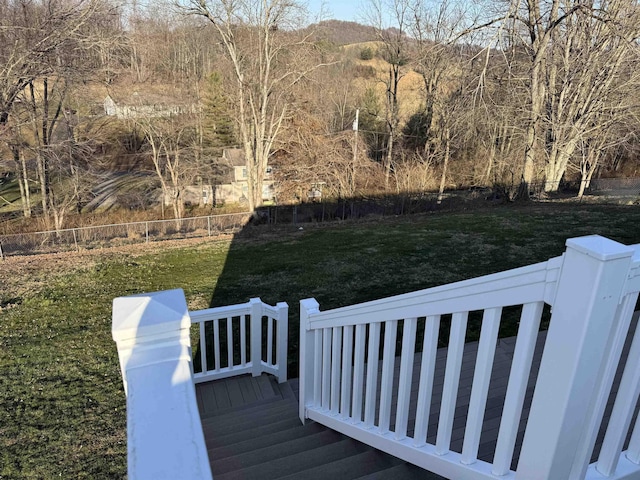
[185,0,331,212]
[0,0,110,127]
[0,0,120,221]
[367,0,412,190]
[500,0,640,193]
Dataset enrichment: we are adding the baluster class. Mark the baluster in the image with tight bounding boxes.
[331,327,342,415]
[352,324,366,423]
[267,316,274,365]
[341,325,354,419]
[492,302,543,475]
[240,315,247,366]
[227,317,233,368]
[627,414,640,464]
[213,318,221,371]
[395,317,417,441]
[462,307,502,465]
[199,321,207,373]
[379,320,398,435]
[276,302,288,383]
[313,329,322,407]
[597,298,640,475]
[413,315,440,447]
[435,311,468,455]
[364,322,381,429]
[322,328,331,411]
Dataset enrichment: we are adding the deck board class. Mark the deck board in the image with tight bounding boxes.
[197,373,280,416]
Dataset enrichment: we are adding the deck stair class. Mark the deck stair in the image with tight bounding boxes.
[197,375,444,479]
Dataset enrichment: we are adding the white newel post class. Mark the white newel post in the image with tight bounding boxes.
[276,302,289,383]
[516,236,634,480]
[299,298,320,424]
[250,297,263,377]
[112,289,212,480]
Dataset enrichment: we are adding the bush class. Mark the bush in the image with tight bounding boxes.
[360,46,374,60]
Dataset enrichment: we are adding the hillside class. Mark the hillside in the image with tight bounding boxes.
[305,20,377,45]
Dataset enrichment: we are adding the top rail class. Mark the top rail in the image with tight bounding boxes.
[305,256,562,330]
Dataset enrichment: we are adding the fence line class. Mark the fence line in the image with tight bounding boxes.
[0,212,251,257]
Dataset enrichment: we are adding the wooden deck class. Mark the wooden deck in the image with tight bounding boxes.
[197,317,639,479]
[196,373,280,415]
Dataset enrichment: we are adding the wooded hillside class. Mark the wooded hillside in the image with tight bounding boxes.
[1,0,639,231]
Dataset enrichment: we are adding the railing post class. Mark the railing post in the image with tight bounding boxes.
[250,298,263,377]
[299,298,320,425]
[516,236,634,479]
[276,302,289,383]
[112,288,211,480]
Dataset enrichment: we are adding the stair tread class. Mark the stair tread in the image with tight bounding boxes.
[214,438,370,480]
[280,449,404,480]
[201,400,297,432]
[205,416,303,448]
[200,391,285,419]
[355,462,447,479]
[211,429,345,475]
[208,421,325,460]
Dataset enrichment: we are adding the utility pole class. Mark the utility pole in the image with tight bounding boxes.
[352,109,359,194]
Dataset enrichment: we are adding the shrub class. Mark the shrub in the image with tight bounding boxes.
[360,46,374,60]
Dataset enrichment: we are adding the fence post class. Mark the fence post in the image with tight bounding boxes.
[207,216,211,237]
[276,302,289,384]
[249,298,263,377]
[299,298,320,424]
[0,240,3,260]
[72,229,79,252]
[145,222,149,243]
[516,235,634,479]
[111,289,212,480]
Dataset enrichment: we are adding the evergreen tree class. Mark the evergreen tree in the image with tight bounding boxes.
[202,72,236,151]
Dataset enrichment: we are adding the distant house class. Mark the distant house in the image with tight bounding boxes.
[215,148,275,205]
[163,185,214,208]
[103,94,196,119]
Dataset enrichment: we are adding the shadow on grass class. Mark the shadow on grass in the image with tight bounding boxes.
[206,193,640,378]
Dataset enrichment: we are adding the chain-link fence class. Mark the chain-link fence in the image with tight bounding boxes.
[0,212,251,258]
[589,178,640,198]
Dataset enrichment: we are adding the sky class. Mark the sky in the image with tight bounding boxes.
[307,0,362,23]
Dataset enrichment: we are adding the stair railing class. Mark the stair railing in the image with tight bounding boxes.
[112,290,288,479]
[190,298,289,384]
[299,236,640,480]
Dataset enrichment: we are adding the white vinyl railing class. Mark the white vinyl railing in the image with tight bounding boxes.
[190,298,289,384]
[112,290,288,479]
[299,235,640,480]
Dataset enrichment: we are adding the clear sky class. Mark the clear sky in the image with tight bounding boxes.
[307,0,362,23]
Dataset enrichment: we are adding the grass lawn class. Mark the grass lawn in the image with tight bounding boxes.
[1,202,639,478]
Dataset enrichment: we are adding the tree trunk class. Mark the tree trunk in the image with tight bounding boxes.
[11,145,31,217]
[437,125,451,205]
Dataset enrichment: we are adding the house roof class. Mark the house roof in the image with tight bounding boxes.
[222,148,246,167]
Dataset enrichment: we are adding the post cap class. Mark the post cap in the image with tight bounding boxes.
[112,289,190,343]
[566,235,634,262]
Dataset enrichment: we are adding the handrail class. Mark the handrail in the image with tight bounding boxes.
[305,256,562,330]
[112,290,288,480]
[112,289,212,480]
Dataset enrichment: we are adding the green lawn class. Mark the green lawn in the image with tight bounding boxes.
[1,203,639,478]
